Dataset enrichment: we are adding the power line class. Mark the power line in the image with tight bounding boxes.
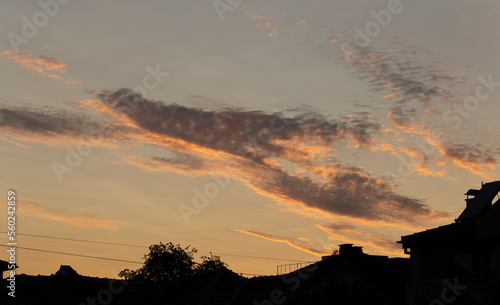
[0,244,264,277]
[0,231,302,263]
[0,244,143,264]
[0,231,144,248]
[214,253,299,263]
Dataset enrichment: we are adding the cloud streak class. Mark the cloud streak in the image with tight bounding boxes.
[95,89,443,225]
[235,229,330,256]
[0,89,449,233]
[240,13,499,178]
[0,106,134,149]
[20,201,119,231]
[318,223,401,255]
[2,49,80,84]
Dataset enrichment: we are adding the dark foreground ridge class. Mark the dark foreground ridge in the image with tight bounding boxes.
[0,248,409,305]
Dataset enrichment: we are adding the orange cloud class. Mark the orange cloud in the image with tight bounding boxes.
[235,229,330,256]
[440,144,497,177]
[2,50,66,75]
[411,163,445,177]
[245,12,279,39]
[2,49,80,84]
[408,125,498,177]
[369,142,394,152]
[20,201,120,231]
[0,89,449,233]
[0,134,31,149]
[317,224,402,256]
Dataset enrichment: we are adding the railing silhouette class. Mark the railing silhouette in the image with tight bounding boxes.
[276,250,338,275]
[276,261,318,275]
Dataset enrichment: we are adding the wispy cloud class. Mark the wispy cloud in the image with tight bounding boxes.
[2,49,80,84]
[245,14,280,39]
[0,107,134,149]
[20,201,119,231]
[95,89,381,158]
[0,89,449,232]
[43,44,65,52]
[95,89,445,225]
[235,229,330,256]
[239,13,499,178]
[236,225,403,257]
[317,223,401,256]
[441,143,497,177]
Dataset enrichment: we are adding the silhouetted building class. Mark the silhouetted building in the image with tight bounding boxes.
[0,259,16,280]
[399,181,500,281]
[399,181,500,304]
[0,265,167,305]
[0,260,10,280]
[337,243,364,257]
[55,265,81,278]
[0,249,410,305]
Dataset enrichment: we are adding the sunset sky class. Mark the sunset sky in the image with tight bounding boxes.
[1,0,500,278]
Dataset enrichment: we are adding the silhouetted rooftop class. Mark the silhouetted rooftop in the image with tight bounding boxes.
[0,251,410,305]
[457,180,500,221]
[55,265,80,278]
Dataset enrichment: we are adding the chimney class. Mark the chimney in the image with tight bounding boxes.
[339,244,364,256]
[464,189,479,207]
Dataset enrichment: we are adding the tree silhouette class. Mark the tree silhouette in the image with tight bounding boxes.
[196,252,227,273]
[119,242,227,281]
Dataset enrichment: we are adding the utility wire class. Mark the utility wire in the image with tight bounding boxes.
[0,231,303,263]
[0,231,144,248]
[0,244,263,277]
[0,244,142,264]
[213,253,300,263]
